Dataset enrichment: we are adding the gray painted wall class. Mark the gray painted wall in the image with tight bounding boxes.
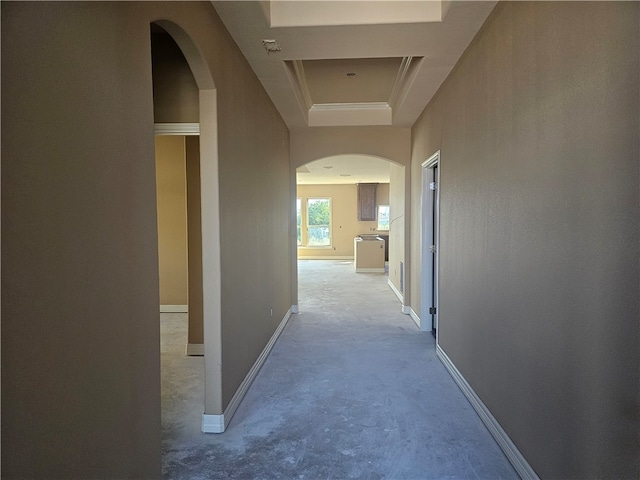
[410,2,639,477]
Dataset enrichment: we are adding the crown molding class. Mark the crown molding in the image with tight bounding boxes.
[154,123,200,135]
[308,102,392,126]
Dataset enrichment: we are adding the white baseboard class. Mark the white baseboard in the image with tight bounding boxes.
[185,343,204,356]
[409,308,431,332]
[401,305,411,315]
[298,256,354,260]
[160,305,188,313]
[387,278,404,304]
[409,307,422,330]
[201,414,225,434]
[436,345,539,480]
[291,305,299,314]
[202,306,294,434]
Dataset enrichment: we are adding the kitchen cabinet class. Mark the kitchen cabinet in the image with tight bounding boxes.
[357,183,377,221]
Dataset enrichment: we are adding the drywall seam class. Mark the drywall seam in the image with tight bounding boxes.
[436,344,540,480]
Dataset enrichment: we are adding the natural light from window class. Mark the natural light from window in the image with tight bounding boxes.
[378,205,390,231]
[306,198,331,246]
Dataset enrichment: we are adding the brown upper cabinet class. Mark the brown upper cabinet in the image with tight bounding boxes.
[357,183,378,221]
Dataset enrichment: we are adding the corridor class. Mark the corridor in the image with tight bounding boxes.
[161,260,518,479]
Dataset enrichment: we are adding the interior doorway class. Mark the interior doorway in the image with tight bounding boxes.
[294,155,407,314]
[154,133,204,354]
[150,20,225,432]
[421,151,440,337]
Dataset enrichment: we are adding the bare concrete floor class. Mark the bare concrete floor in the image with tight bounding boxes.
[161,260,519,479]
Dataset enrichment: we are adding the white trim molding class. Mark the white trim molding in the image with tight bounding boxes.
[308,102,392,127]
[154,123,200,135]
[409,307,422,329]
[387,278,404,304]
[436,345,540,480]
[298,256,354,261]
[185,343,204,356]
[202,414,225,434]
[202,307,294,433]
[160,305,188,313]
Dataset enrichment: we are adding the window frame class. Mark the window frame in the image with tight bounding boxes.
[298,196,332,248]
[377,204,390,231]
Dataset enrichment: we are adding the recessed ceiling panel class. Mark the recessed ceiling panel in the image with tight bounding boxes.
[303,57,402,104]
[268,1,443,27]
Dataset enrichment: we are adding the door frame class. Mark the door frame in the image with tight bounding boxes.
[421,151,440,337]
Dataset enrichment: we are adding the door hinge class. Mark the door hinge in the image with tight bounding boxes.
[429,307,437,315]
[429,182,438,191]
[429,244,437,253]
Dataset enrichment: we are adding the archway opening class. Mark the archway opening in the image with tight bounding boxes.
[150,20,224,441]
[295,154,409,321]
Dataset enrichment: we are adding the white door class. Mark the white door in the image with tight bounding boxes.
[421,152,440,337]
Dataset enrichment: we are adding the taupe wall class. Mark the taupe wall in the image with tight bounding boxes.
[155,135,189,305]
[291,126,410,169]
[410,2,639,477]
[2,1,291,477]
[297,183,389,258]
[185,136,204,345]
[152,30,199,123]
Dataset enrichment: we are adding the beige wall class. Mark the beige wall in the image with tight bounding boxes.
[388,163,405,297]
[2,1,291,477]
[155,135,189,305]
[410,2,639,477]
[297,183,389,258]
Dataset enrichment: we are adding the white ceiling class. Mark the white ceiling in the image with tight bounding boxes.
[211,0,497,183]
[297,154,392,185]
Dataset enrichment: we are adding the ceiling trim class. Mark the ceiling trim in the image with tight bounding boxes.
[154,123,200,135]
[308,103,392,127]
[266,1,444,28]
[291,60,313,109]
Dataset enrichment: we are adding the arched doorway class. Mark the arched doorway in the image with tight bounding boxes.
[150,20,224,431]
[295,154,410,318]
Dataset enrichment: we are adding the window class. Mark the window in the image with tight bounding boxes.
[378,205,390,231]
[306,198,331,246]
[296,198,302,246]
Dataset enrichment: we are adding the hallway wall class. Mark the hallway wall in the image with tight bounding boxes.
[410,2,639,478]
[1,1,291,477]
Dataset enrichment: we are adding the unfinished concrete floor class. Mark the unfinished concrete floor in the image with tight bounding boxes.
[161,260,519,479]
